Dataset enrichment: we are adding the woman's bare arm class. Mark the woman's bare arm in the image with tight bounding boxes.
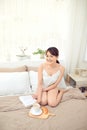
[36,64,43,103]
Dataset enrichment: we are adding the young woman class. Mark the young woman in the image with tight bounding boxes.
[33,47,67,107]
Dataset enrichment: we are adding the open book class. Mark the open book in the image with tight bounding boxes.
[19,95,37,107]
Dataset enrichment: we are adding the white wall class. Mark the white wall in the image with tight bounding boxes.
[0,0,87,73]
[0,0,70,62]
[0,0,68,53]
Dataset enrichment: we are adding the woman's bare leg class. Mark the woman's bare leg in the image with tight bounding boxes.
[56,90,64,104]
[48,88,64,107]
[40,91,48,106]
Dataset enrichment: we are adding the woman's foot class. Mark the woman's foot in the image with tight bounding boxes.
[60,88,70,93]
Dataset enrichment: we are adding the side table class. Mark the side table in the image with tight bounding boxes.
[67,73,87,88]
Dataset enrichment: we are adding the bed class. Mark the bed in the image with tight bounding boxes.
[0,88,87,130]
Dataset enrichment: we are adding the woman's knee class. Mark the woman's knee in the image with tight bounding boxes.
[48,100,58,107]
[41,99,47,106]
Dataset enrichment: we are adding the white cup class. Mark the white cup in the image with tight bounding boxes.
[32,103,41,113]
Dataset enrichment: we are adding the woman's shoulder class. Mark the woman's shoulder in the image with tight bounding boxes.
[58,64,65,71]
[38,63,45,70]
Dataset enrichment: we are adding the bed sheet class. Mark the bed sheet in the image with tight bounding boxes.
[0,93,87,130]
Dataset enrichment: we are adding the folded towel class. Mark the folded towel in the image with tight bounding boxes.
[19,95,37,107]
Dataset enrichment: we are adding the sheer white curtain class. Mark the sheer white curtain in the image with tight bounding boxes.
[0,0,87,74]
[67,0,87,73]
[84,44,87,62]
[53,0,87,74]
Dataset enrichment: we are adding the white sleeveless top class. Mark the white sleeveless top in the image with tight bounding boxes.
[43,70,67,89]
[43,70,60,88]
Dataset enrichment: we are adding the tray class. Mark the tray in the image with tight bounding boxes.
[28,106,55,119]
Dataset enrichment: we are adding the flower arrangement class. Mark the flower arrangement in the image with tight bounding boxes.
[33,48,45,59]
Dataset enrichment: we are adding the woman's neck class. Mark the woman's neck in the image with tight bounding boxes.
[47,63,58,69]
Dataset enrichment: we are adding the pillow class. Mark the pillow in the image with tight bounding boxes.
[61,88,86,102]
[0,72,30,96]
[29,71,38,92]
[29,70,67,92]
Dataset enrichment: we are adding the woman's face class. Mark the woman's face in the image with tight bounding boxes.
[45,51,58,64]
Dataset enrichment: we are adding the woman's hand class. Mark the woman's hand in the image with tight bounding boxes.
[32,93,38,99]
[42,88,48,92]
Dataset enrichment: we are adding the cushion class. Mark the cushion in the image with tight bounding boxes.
[29,71,67,92]
[0,72,30,96]
[61,88,86,102]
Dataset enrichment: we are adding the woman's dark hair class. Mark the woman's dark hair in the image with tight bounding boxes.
[46,47,60,64]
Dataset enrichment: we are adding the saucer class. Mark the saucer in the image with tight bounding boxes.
[30,107,42,116]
